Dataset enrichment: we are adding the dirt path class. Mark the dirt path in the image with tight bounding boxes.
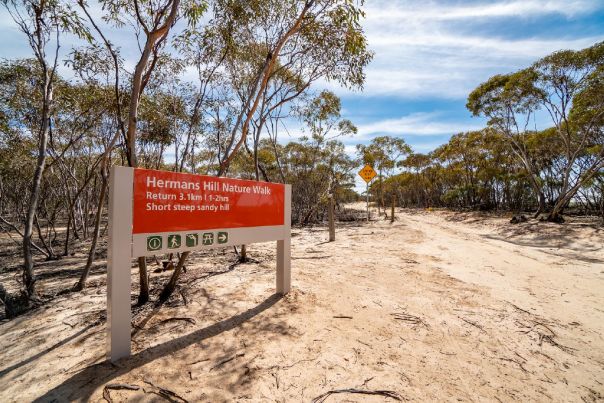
[402,211,604,338]
[1,209,603,402]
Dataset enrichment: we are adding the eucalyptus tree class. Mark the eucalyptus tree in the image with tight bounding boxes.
[2,0,90,298]
[0,61,46,259]
[531,42,604,221]
[357,136,411,213]
[0,57,121,292]
[287,91,356,223]
[77,0,208,303]
[209,0,372,175]
[467,69,547,217]
[281,138,356,224]
[223,91,357,224]
[400,152,434,207]
[157,0,371,282]
[468,41,604,221]
[63,83,123,291]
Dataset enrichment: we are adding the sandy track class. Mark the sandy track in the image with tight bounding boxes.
[0,209,603,402]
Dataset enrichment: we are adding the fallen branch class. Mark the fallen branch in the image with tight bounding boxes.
[499,357,528,373]
[264,356,320,372]
[507,301,532,315]
[179,289,188,306]
[103,383,140,402]
[391,312,429,328]
[517,320,575,353]
[539,334,575,353]
[458,316,486,333]
[187,358,210,366]
[532,321,556,337]
[333,315,353,319]
[312,388,403,403]
[143,379,188,403]
[209,353,245,371]
[361,377,375,387]
[62,320,77,328]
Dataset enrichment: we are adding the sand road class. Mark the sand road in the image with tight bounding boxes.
[0,209,603,402]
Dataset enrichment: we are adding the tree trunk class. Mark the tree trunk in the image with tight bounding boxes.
[137,256,150,305]
[600,186,604,225]
[74,169,108,291]
[239,244,248,262]
[391,194,396,223]
[63,212,72,256]
[328,195,335,242]
[159,251,190,301]
[547,194,569,223]
[217,1,315,174]
[533,190,546,218]
[22,77,53,298]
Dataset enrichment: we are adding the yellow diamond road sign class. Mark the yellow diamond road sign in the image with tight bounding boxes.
[358,164,377,183]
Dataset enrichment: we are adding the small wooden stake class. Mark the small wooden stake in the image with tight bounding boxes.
[328,194,335,242]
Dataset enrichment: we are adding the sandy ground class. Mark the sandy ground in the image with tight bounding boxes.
[0,207,603,402]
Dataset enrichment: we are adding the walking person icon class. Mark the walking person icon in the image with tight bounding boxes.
[167,234,181,249]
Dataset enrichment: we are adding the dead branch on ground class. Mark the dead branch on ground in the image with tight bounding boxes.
[209,353,245,371]
[458,316,486,333]
[102,383,140,402]
[391,312,429,328]
[143,379,188,403]
[499,357,529,373]
[517,320,575,354]
[312,388,403,402]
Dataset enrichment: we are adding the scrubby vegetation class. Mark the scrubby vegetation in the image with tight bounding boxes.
[0,0,602,318]
[374,42,604,222]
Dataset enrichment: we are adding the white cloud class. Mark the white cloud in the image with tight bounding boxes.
[352,34,602,98]
[368,34,601,59]
[331,0,604,99]
[366,0,597,22]
[355,112,483,139]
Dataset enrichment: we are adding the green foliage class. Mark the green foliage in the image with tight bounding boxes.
[389,129,540,210]
[466,41,604,218]
[357,136,411,173]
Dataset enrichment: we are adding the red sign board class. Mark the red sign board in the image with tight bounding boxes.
[132,168,285,234]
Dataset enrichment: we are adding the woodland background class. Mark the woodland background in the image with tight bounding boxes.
[0,0,603,317]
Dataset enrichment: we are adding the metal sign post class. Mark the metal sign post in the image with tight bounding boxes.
[366,182,369,222]
[358,164,377,222]
[107,166,292,362]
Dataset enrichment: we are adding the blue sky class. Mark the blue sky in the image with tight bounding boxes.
[1,0,604,186]
[331,0,604,155]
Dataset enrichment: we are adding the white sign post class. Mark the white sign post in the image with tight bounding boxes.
[107,166,291,362]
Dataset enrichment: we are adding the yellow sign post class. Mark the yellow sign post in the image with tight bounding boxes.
[358,164,377,221]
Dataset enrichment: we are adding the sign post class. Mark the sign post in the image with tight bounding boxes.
[358,164,377,221]
[107,166,291,362]
[366,182,369,221]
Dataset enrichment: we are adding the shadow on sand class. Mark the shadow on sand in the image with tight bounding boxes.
[34,293,284,402]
